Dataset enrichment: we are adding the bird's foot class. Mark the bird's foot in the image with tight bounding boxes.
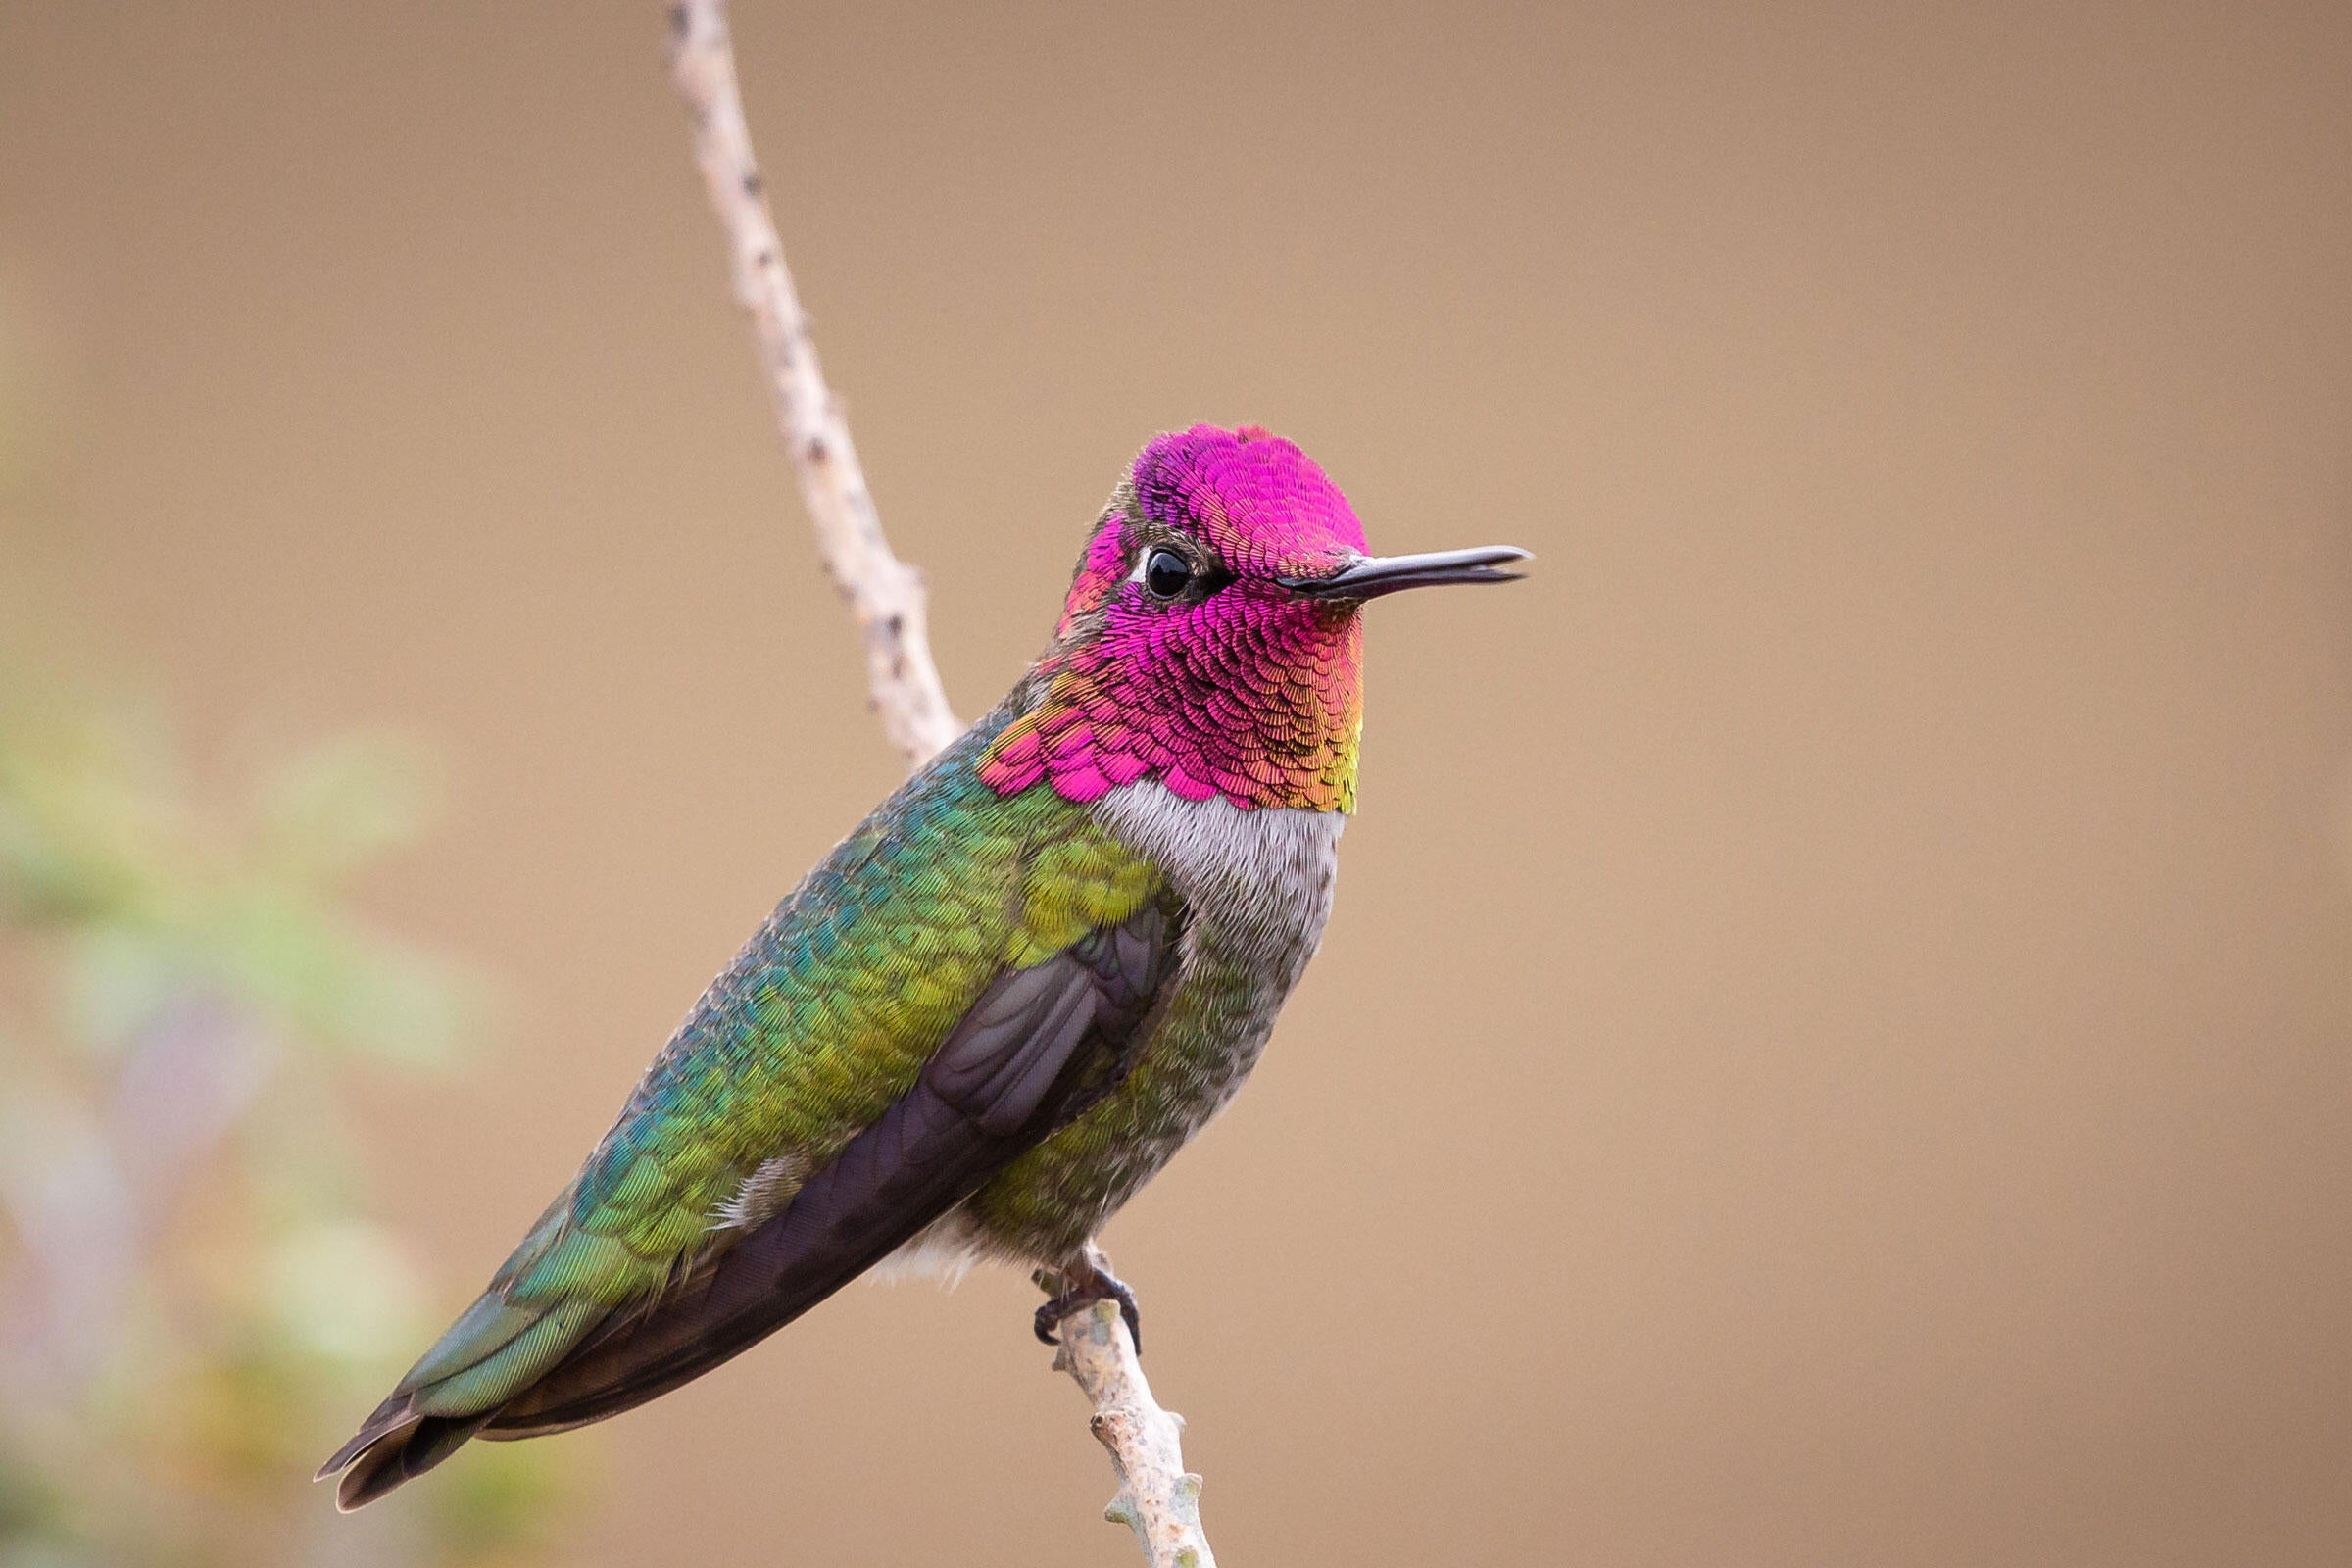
[1032,1250,1143,1356]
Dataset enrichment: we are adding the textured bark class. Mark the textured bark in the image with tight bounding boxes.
[664,5,1215,1562]
[1052,1299,1218,1568]
[666,0,958,769]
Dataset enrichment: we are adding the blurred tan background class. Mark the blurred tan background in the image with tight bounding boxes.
[5,1,2350,1562]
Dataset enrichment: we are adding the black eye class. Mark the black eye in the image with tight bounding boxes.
[1144,548,1195,599]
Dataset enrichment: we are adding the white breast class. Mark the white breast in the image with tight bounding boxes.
[1092,779,1347,986]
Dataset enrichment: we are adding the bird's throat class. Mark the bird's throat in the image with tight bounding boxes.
[979,602,1362,812]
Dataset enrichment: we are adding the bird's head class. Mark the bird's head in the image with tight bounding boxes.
[981,423,1526,812]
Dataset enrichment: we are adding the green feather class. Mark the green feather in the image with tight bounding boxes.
[325,716,1163,1499]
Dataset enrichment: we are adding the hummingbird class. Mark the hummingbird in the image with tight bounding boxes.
[320,423,1526,1509]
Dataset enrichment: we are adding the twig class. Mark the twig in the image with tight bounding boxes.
[665,0,958,768]
[662,5,1214,1562]
[1052,1300,1217,1568]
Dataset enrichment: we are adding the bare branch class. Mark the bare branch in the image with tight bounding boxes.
[666,0,959,768]
[1052,1300,1218,1568]
[663,6,1215,1562]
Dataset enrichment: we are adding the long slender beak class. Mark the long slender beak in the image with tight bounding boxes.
[1278,545,1532,600]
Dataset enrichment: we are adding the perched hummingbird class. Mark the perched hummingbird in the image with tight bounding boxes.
[321,424,1525,1508]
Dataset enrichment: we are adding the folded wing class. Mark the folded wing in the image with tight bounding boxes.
[323,897,1177,1509]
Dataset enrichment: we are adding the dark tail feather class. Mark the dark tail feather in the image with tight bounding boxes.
[316,1274,609,1507]
[329,1412,495,1511]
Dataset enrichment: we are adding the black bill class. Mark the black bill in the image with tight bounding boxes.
[1279,545,1532,600]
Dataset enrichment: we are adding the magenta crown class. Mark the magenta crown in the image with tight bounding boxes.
[980,424,1372,813]
[1130,422,1368,580]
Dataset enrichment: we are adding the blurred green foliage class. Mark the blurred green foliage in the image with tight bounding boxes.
[0,681,572,1568]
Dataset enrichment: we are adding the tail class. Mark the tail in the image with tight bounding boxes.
[318,1408,498,1512]
[317,1285,615,1509]
[317,1193,617,1510]
[318,1067,1018,1506]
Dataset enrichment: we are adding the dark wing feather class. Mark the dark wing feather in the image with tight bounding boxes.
[470,898,1177,1440]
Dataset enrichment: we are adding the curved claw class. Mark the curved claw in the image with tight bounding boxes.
[1032,1259,1144,1356]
